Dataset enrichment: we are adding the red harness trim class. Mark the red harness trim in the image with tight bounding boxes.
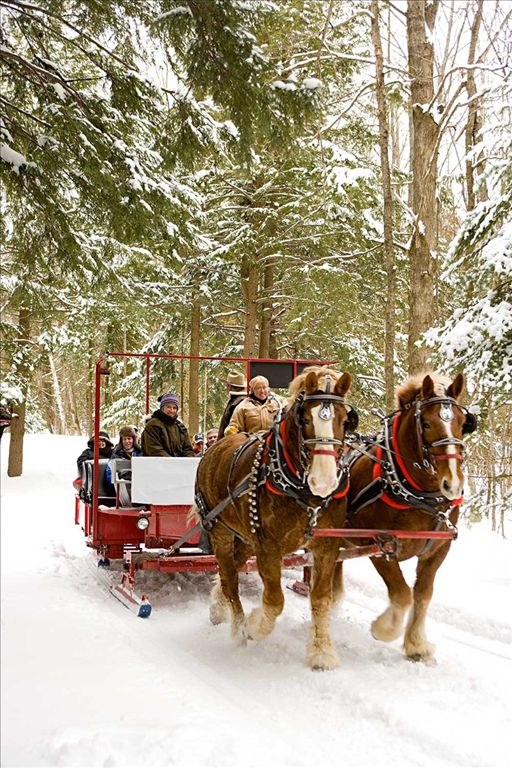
[372,444,463,509]
[265,423,348,499]
[265,479,284,495]
[333,479,350,499]
[308,449,340,458]
[392,413,423,491]
[373,446,410,509]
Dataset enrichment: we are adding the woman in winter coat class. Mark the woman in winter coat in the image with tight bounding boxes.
[224,376,285,435]
[106,425,141,504]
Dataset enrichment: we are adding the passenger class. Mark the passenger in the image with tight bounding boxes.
[76,431,113,476]
[225,376,285,436]
[141,392,195,457]
[218,370,247,439]
[193,433,204,456]
[106,426,141,505]
[110,425,142,462]
[205,428,218,449]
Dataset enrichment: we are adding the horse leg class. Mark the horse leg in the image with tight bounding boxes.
[246,549,284,641]
[332,561,345,607]
[209,538,253,627]
[308,544,340,670]
[209,576,230,626]
[370,558,412,642]
[404,543,451,661]
[209,531,246,645]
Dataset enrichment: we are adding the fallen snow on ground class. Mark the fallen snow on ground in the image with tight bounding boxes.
[1,435,510,768]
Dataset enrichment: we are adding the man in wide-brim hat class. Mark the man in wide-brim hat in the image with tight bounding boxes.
[217,370,248,439]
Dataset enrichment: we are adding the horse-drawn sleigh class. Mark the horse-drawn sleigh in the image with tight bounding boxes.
[75,353,476,669]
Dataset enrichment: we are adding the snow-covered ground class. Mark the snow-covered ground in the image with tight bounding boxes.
[1,434,510,768]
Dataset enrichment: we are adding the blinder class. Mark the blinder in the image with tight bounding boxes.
[462,411,477,435]
[346,407,359,433]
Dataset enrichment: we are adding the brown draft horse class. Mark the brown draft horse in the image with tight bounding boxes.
[193,366,355,670]
[332,371,475,662]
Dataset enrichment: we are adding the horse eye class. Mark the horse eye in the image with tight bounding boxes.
[422,421,431,430]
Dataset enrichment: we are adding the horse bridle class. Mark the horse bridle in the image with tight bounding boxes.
[407,395,466,473]
[294,376,348,466]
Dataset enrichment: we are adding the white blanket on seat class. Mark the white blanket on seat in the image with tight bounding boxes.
[131,456,201,504]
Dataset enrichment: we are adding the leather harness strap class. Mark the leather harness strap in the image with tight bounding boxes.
[348,409,463,520]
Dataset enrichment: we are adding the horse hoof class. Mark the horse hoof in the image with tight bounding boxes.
[371,609,404,642]
[406,653,437,666]
[246,608,270,641]
[404,639,436,662]
[233,631,248,648]
[308,644,340,671]
[209,602,229,625]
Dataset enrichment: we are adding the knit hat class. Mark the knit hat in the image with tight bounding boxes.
[249,375,269,391]
[119,425,137,439]
[226,371,247,389]
[160,392,179,410]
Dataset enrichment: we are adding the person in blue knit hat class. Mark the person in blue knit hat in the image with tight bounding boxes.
[141,392,195,457]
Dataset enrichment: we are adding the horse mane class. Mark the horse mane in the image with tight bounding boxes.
[288,365,343,405]
[396,371,453,407]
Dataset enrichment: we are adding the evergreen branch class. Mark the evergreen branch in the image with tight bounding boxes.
[5,2,117,79]
[0,0,137,72]
[0,95,52,128]
[0,46,90,111]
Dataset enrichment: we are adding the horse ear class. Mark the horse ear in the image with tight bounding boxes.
[335,372,352,397]
[447,372,464,400]
[421,374,435,400]
[305,371,319,394]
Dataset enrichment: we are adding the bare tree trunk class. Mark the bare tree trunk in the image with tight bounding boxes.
[35,365,56,433]
[66,364,82,433]
[188,276,201,435]
[465,0,484,211]
[241,252,259,357]
[407,0,440,374]
[371,0,396,410]
[258,261,274,359]
[7,308,31,477]
[49,352,67,433]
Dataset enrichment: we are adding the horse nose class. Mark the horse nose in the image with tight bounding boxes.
[441,478,462,500]
[308,476,337,498]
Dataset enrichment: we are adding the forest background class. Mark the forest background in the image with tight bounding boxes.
[1,0,510,533]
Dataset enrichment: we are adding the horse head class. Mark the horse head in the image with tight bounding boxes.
[288,366,353,498]
[397,371,473,501]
